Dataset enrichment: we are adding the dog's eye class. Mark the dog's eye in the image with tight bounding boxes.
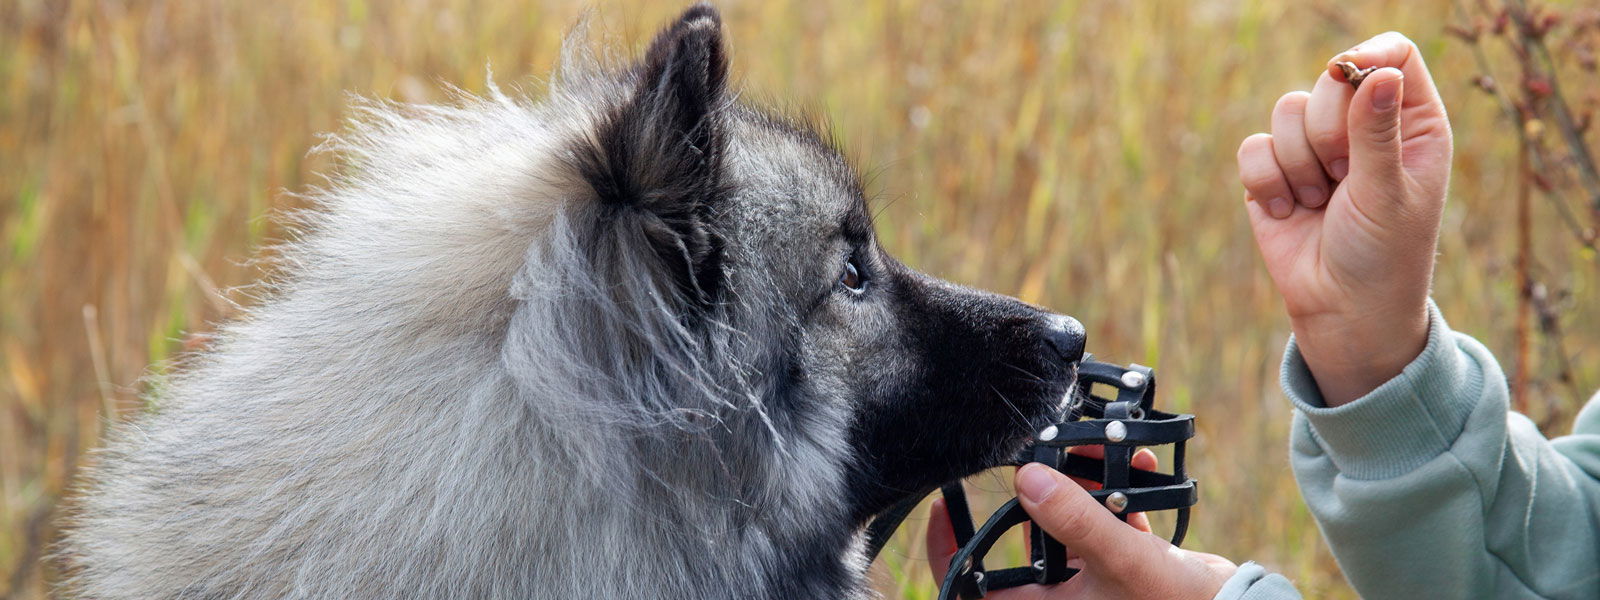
[839,256,866,293]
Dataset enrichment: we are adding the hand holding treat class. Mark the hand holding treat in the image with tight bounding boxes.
[1236,32,1453,406]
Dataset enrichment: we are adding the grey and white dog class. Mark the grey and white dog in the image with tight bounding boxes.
[62,5,1085,599]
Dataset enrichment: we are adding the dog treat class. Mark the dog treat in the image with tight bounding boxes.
[1336,61,1378,90]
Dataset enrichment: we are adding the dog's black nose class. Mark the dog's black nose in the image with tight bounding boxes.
[1042,315,1086,364]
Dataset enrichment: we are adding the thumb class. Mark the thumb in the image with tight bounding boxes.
[1344,67,1405,207]
[1014,463,1144,568]
[925,498,958,583]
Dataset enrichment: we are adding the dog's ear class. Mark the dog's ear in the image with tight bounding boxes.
[576,3,730,305]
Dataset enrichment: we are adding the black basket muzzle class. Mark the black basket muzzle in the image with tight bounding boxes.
[864,355,1199,600]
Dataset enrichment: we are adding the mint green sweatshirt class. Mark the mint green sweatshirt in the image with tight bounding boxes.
[1215,301,1600,599]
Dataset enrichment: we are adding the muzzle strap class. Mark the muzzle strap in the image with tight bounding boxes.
[864,357,1199,600]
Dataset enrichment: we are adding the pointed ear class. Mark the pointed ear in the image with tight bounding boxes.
[592,2,728,207]
[574,3,731,305]
[636,3,728,166]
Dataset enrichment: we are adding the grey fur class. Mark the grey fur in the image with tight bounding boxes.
[60,6,1083,599]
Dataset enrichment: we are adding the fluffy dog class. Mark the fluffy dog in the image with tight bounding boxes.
[62,5,1085,598]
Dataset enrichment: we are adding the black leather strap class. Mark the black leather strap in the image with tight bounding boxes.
[1031,415,1194,448]
[937,499,1031,599]
[863,358,1200,600]
[863,493,921,562]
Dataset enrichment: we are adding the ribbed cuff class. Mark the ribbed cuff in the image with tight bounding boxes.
[1281,299,1486,480]
[1212,561,1302,600]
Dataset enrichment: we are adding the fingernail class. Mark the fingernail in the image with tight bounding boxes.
[1016,464,1060,503]
[1266,196,1292,219]
[1333,46,1361,64]
[1296,186,1327,208]
[1372,75,1401,110]
[1330,158,1350,181]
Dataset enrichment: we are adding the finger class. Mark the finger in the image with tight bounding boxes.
[1127,510,1153,533]
[1014,463,1148,571]
[1242,188,1324,295]
[1067,446,1159,471]
[1304,70,1354,181]
[1066,445,1106,489]
[1190,550,1239,571]
[1270,92,1329,208]
[1236,134,1295,219]
[925,498,957,583]
[1131,448,1158,472]
[1069,446,1158,465]
[1067,444,1106,460]
[1058,448,1158,532]
[1065,446,1160,489]
[1344,67,1407,212]
[1327,31,1441,110]
[1127,448,1157,533]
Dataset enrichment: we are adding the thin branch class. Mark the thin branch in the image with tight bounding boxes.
[1507,0,1600,213]
[1515,129,1534,412]
[1453,3,1600,253]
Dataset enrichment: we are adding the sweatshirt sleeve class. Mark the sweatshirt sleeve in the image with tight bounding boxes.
[1210,562,1303,600]
[1283,299,1600,599]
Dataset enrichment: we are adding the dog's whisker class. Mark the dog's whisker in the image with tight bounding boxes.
[988,384,1032,432]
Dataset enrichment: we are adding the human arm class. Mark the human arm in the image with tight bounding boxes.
[1285,306,1600,599]
[1239,30,1600,599]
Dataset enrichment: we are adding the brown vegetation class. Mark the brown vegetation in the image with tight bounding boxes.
[2,1,1596,597]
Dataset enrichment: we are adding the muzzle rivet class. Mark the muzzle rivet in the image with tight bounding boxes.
[1105,491,1130,513]
[1032,559,1046,571]
[972,571,985,583]
[1120,371,1146,389]
[1038,425,1059,442]
[1105,420,1127,443]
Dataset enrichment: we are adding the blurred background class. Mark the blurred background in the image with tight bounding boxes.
[3,0,1598,597]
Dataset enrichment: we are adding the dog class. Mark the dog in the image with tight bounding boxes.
[61,5,1085,598]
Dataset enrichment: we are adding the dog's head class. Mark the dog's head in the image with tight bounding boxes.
[537,4,1084,524]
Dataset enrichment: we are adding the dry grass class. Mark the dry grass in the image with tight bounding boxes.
[3,0,1596,598]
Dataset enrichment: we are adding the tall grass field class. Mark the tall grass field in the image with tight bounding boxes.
[3,1,1596,597]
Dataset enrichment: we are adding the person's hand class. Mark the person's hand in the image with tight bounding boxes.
[1236,32,1453,406]
[925,454,1235,599]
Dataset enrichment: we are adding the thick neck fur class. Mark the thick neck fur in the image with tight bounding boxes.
[63,53,874,599]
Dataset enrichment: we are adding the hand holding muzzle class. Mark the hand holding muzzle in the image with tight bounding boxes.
[865,358,1200,600]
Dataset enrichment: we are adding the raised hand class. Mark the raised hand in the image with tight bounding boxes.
[1236,32,1453,406]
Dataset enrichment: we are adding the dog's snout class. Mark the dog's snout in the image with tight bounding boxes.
[1042,315,1086,364]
